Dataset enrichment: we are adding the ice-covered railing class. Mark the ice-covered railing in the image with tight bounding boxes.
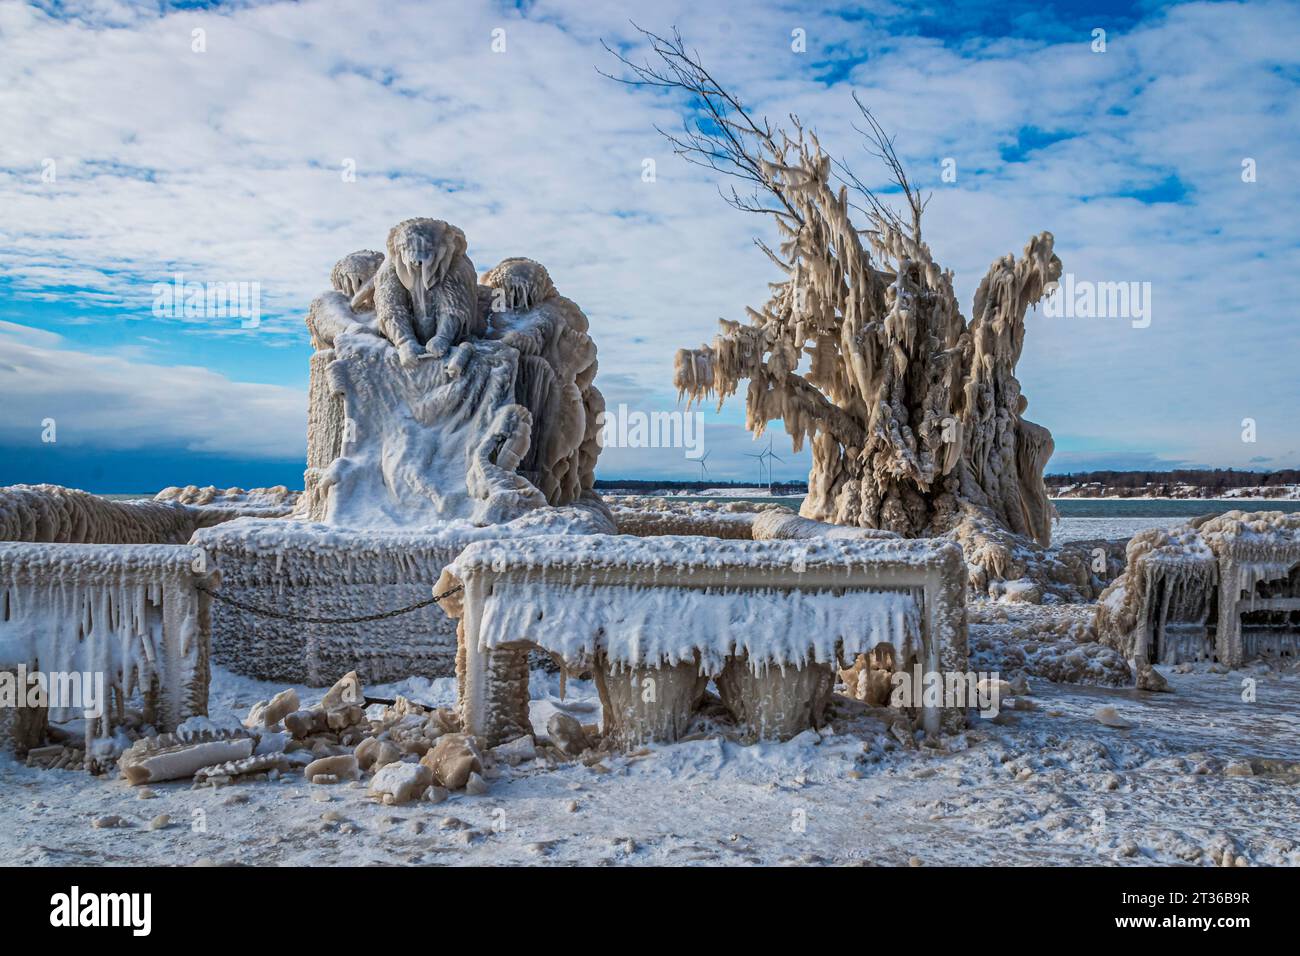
[1202,511,1300,665]
[0,542,214,754]
[437,534,967,744]
[1096,528,1218,665]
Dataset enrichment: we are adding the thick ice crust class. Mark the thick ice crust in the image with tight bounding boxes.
[0,484,230,544]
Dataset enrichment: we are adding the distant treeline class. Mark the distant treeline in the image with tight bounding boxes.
[1045,469,1300,491]
[595,471,1299,496]
[594,478,809,495]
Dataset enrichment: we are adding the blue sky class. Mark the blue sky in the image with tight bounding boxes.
[1,0,1297,491]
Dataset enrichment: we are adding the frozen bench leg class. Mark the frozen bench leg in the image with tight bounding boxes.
[594,657,708,746]
[0,662,48,757]
[716,655,835,740]
[459,636,532,748]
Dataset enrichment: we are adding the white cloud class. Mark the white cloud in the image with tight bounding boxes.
[0,321,306,458]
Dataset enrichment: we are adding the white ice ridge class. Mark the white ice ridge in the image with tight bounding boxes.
[0,483,228,543]
[480,580,920,674]
[0,542,211,731]
[448,530,956,576]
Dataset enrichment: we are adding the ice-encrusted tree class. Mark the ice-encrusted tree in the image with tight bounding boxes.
[605,27,1062,546]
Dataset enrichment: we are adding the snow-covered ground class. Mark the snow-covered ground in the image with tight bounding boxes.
[3,652,1296,867]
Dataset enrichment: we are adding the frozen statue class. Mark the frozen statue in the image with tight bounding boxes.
[348,219,483,368]
[302,218,606,530]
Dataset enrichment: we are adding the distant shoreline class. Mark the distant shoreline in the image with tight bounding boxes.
[96,490,1298,503]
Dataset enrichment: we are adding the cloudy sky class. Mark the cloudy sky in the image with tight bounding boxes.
[1,0,1296,492]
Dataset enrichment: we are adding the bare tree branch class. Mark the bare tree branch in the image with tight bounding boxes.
[847,91,930,241]
[598,23,803,227]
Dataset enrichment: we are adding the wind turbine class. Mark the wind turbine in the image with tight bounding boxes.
[759,436,784,494]
[695,450,712,484]
[744,449,768,487]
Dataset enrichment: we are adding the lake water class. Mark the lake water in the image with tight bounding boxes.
[682,495,1300,544]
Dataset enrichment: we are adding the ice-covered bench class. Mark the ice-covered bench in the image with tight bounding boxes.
[0,542,215,752]
[1098,511,1300,667]
[437,534,968,745]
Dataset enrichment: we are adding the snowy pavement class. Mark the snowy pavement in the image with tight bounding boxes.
[2,660,1296,867]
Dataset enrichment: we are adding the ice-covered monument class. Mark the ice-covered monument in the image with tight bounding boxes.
[1098,511,1300,666]
[197,218,614,684]
[197,215,969,739]
[0,211,972,772]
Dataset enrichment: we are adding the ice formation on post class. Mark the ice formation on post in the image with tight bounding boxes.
[0,662,47,756]
[1098,511,1300,667]
[301,218,605,528]
[437,533,967,744]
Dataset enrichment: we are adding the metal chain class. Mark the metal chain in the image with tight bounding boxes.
[196,582,463,624]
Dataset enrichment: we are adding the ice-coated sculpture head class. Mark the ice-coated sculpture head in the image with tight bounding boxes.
[386,218,467,294]
[386,218,468,323]
[480,257,556,313]
[330,250,384,298]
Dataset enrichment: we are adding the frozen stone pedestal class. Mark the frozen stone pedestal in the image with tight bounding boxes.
[438,534,968,746]
[193,506,611,686]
